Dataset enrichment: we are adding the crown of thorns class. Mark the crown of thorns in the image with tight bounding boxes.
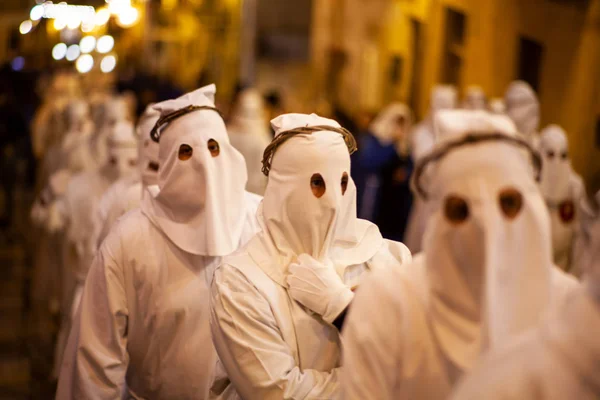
[261,125,358,176]
[150,105,222,143]
[412,132,542,200]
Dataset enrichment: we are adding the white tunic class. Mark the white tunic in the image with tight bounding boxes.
[450,288,600,400]
[341,257,579,400]
[57,193,260,399]
[210,236,411,400]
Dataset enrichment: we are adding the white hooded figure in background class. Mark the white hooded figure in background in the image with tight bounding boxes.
[52,120,139,378]
[462,86,487,110]
[227,88,271,195]
[404,85,457,253]
[504,80,540,147]
[56,84,261,400]
[341,110,579,400]
[93,104,161,248]
[410,84,457,162]
[451,219,600,400]
[538,124,587,272]
[210,113,411,400]
[67,95,131,174]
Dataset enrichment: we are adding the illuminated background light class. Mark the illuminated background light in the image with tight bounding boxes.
[11,57,25,71]
[116,7,139,28]
[53,18,67,31]
[67,15,81,30]
[96,35,114,54]
[30,5,44,21]
[79,36,96,53]
[76,54,94,73]
[19,20,33,35]
[66,44,81,61]
[95,8,111,26]
[52,43,67,60]
[100,55,117,73]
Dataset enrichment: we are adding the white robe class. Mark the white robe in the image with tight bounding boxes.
[450,288,600,400]
[341,256,579,400]
[57,193,260,399]
[210,236,411,400]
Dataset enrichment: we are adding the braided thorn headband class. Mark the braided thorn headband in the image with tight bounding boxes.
[150,104,223,143]
[261,125,358,176]
[412,132,542,201]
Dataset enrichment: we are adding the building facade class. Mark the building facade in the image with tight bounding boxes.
[312,0,600,191]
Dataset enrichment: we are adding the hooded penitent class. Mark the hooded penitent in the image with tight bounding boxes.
[504,80,540,145]
[340,110,579,400]
[462,86,487,110]
[227,88,271,195]
[141,85,251,256]
[210,113,411,400]
[56,84,261,399]
[93,104,161,248]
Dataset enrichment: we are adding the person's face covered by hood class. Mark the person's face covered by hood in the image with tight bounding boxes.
[418,110,552,367]
[369,103,412,149]
[262,113,353,264]
[136,104,160,187]
[106,120,139,179]
[463,86,487,110]
[143,84,249,256]
[539,124,572,204]
[65,100,91,133]
[430,85,458,116]
[504,80,540,137]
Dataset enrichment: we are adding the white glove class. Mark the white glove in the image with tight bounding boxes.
[286,254,354,324]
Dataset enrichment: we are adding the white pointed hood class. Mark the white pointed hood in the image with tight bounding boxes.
[505,80,540,138]
[253,113,382,278]
[539,124,572,204]
[141,84,250,256]
[136,104,161,187]
[418,110,552,369]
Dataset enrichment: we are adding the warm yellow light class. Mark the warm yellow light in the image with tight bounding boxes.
[66,44,81,62]
[19,20,33,35]
[67,15,81,30]
[100,55,117,73]
[54,18,67,31]
[108,0,131,15]
[96,35,115,54]
[52,43,68,60]
[80,36,96,53]
[81,23,95,33]
[76,54,94,74]
[95,8,111,26]
[116,7,139,28]
[30,5,44,21]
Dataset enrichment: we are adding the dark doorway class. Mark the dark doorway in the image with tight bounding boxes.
[517,36,544,93]
[440,7,467,86]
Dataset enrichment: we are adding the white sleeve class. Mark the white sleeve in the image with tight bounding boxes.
[210,264,340,400]
[56,230,129,399]
[341,269,402,400]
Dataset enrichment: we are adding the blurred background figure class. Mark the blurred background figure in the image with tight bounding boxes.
[539,124,588,273]
[462,85,487,110]
[227,88,271,195]
[488,97,506,114]
[404,84,457,252]
[504,80,541,146]
[353,103,413,241]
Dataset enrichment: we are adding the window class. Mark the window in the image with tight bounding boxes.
[440,7,467,86]
[517,36,544,92]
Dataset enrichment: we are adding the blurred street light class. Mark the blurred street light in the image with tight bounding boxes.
[30,5,44,21]
[96,35,115,53]
[66,44,81,61]
[100,54,117,73]
[19,20,33,35]
[116,6,139,27]
[76,54,94,73]
[54,18,67,31]
[95,7,111,26]
[52,43,68,60]
[80,36,97,53]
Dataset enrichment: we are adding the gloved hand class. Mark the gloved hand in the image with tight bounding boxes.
[286,254,354,324]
